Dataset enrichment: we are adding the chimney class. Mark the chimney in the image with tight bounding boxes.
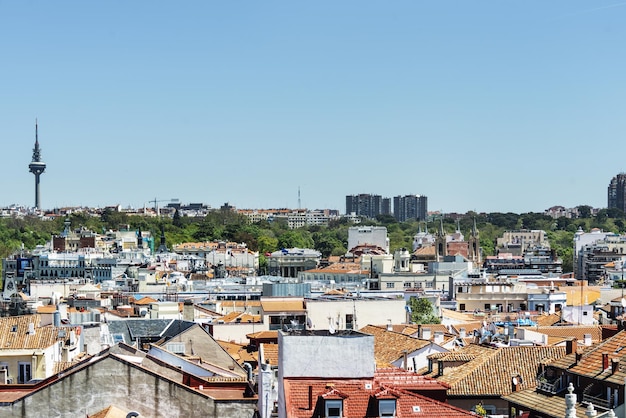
[612,359,620,375]
[434,331,444,345]
[603,353,609,370]
[511,375,522,392]
[403,350,409,370]
[387,319,393,331]
[308,385,313,410]
[28,323,35,336]
[422,327,431,340]
[575,351,582,364]
[566,338,578,355]
[459,328,466,338]
[584,334,592,346]
[437,360,444,377]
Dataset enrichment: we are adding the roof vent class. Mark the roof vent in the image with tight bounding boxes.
[364,383,372,389]
[412,406,421,412]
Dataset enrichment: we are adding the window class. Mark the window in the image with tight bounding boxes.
[346,314,354,330]
[18,362,31,384]
[404,282,412,288]
[459,303,466,311]
[386,282,395,289]
[379,399,396,417]
[325,399,342,418]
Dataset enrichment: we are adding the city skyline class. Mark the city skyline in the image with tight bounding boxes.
[1,2,625,213]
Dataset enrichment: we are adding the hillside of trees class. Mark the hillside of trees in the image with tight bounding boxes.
[0,205,624,275]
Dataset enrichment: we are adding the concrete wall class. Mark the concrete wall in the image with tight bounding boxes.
[278,331,374,378]
[0,356,256,418]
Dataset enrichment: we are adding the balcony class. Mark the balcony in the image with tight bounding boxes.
[536,373,567,395]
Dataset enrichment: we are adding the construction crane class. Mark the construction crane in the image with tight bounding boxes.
[147,198,179,217]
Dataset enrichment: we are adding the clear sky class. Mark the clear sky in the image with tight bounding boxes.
[1,1,625,214]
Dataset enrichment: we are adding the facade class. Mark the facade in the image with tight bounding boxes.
[267,248,321,278]
[393,194,428,222]
[577,233,626,283]
[608,173,626,213]
[573,227,615,280]
[345,194,390,219]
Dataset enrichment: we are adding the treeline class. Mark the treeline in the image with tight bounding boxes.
[1,205,625,274]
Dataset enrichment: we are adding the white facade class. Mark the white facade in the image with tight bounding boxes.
[347,226,389,254]
[305,297,407,331]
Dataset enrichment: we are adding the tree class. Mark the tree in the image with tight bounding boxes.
[407,297,440,324]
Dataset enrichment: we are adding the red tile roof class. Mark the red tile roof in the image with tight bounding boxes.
[283,374,476,417]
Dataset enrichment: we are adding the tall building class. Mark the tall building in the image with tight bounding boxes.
[28,121,47,209]
[345,194,390,218]
[608,173,626,213]
[393,194,428,222]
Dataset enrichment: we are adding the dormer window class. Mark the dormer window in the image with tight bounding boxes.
[379,399,396,417]
[325,399,342,418]
[10,325,17,332]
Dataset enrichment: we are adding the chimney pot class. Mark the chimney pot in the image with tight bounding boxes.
[603,352,609,370]
[612,358,620,374]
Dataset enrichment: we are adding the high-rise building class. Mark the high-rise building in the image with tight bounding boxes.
[608,173,626,213]
[345,194,390,218]
[393,195,428,222]
[28,121,47,209]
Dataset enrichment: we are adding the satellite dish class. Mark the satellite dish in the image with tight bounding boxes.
[621,298,626,308]
[512,377,519,385]
[306,317,313,329]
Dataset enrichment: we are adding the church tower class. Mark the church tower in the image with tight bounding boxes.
[468,217,481,265]
[28,120,47,209]
[435,216,447,262]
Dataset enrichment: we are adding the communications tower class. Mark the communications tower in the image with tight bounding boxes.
[28,120,46,209]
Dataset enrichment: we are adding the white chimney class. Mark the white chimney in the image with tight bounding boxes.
[584,334,592,346]
[28,323,35,335]
[422,327,431,340]
[459,328,466,338]
[434,331,444,344]
[387,319,393,331]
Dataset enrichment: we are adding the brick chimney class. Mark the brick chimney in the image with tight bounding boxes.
[511,375,522,392]
[603,352,609,370]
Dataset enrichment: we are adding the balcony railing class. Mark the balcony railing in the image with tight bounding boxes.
[536,373,567,395]
[582,393,612,410]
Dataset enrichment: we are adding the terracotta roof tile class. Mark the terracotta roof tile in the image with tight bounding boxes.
[432,346,566,397]
[283,373,476,418]
[360,325,431,367]
[260,343,278,366]
[260,298,306,313]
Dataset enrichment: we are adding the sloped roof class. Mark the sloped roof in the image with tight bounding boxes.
[283,375,475,418]
[88,405,130,418]
[247,330,278,340]
[432,346,566,397]
[259,343,279,366]
[534,325,602,343]
[260,298,306,313]
[533,312,562,327]
[0,314,77,351]
[503,387,590,418]
[133,296,158,305]
[360,325,431,367]
[566,329,626,384]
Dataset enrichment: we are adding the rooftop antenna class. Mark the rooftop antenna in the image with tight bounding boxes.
[298,186,301,210]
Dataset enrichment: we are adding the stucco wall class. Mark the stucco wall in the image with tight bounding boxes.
[0,356,256,418]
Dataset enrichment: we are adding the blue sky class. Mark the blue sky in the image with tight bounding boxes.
[1,1,625,214]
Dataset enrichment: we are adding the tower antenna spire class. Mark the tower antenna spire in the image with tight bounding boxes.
[29,119,47,209]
